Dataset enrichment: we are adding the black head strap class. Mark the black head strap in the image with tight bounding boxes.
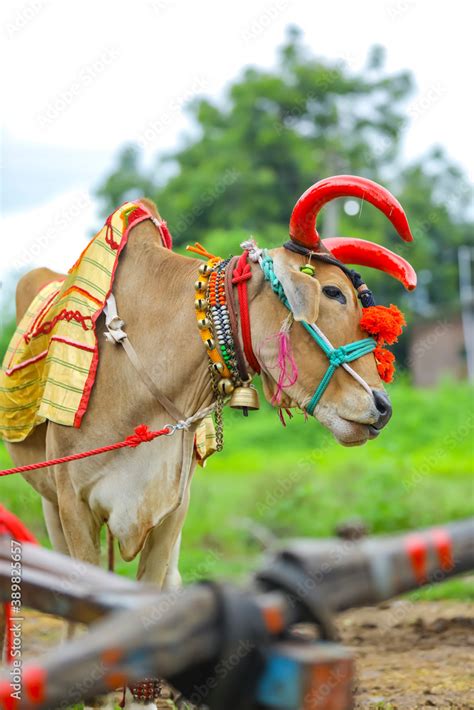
[283,240,376,307]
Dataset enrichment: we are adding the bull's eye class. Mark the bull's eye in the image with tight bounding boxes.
[322,286,347,304]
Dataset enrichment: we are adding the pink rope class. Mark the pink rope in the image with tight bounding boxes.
[271,329,298,406]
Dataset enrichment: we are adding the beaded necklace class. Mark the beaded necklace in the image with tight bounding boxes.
[193,253,236,394]
[208,259,241,390]
[189,243,260,449]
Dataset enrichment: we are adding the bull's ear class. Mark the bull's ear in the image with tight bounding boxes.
[272,250,321,322]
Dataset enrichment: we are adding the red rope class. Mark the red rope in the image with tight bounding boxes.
[232,252,261,374]
[0,424,171,477]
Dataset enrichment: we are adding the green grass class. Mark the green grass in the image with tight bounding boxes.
[1,379,473,598]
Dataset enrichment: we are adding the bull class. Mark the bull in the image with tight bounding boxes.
[3,175,416,707]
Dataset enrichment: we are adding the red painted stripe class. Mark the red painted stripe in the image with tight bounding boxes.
[431,528,454,571]
[24,666,46,704]
[406,534,428,584]
[0,679,19,710]
[0,507,38,544]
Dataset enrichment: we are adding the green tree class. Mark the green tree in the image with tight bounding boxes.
[0,287,17,363]
[96,146,154,211]
[96,27,473,321]
[97,29,413,241]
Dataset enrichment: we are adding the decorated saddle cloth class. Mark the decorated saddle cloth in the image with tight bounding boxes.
[0,202,152,441]
[0,202,215,459]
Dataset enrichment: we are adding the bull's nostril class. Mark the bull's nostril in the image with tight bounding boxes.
[372,389,392,426]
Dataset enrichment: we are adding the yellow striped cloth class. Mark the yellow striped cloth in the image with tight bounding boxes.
[0,202,151,442]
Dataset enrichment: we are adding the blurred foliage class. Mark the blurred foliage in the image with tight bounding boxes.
[1,30,472,376]
[0,275,18,365]
[1,379,472,598]
[96,27,472,327]
[0,324,13,364]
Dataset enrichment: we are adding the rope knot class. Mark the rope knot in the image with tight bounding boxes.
[232,260,252,284]
[176,420,190,431]
[329,347,346,367]
[125,424,156,448]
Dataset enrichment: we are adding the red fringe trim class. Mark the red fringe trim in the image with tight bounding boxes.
[24,309,93,343]
[105,217,120,250]
[374,346,396,383]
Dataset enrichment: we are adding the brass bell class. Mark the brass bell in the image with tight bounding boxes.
[199,263,211,275]
[195,279,207,291]
[211,361,224,374]
[195,298,208,310]
[229,384,260,416]
[198,317,211,330]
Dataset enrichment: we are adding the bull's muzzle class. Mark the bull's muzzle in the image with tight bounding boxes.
[371,389,393,431]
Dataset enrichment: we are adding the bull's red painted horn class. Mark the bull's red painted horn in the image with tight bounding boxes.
[323,237,417,291]
[289,175,414,248]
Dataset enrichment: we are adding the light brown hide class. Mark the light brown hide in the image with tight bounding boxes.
[6,217,385,590]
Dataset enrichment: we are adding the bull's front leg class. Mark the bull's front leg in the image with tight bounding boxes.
[55,465,101,566]
[121,481,191,709]
[52,466,116,710]
[136,488,190,588]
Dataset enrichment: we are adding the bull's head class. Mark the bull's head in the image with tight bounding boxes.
[251,175,416,446]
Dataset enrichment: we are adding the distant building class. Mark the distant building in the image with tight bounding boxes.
[408,314,467,386]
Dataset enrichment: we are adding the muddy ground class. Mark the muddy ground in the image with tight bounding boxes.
[339,601,474,709]
[6,600,474,708]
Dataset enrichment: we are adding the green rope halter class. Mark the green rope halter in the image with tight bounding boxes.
[259,253,377,415]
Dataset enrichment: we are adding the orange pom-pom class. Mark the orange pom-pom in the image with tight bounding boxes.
[360,304,406,345]
[374,346,396,383]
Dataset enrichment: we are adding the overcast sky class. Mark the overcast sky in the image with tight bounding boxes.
[1,0,472,284]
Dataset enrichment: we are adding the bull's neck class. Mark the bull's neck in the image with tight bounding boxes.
[114,225,281,425]
[113,230,218,420]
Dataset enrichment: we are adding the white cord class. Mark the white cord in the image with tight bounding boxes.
[167,402,218,435]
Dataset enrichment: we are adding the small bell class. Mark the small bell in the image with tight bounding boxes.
[195,279,208,291]
[229,383,260,416]
[300,264,315,277]
[217,378,235,396]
